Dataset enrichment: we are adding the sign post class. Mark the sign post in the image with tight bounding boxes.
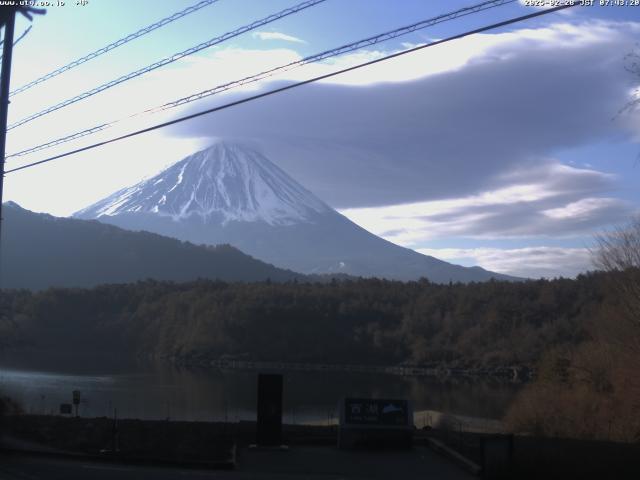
[72,390,81,418]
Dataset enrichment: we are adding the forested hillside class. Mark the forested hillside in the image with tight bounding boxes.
[0,273,612,369]
[0,202,304,289]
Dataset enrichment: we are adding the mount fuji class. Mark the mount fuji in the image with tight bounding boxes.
[75,141,513,282]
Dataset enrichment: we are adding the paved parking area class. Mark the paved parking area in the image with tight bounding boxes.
[0,446,474,480]
[237,445,475,479]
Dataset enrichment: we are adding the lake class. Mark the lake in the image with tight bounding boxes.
[0,352,522,424]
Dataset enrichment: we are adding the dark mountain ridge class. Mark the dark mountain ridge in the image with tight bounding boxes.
[0,202,304,289]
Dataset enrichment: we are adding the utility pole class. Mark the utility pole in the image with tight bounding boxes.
[0,9,16,280]
[0,6,44,286]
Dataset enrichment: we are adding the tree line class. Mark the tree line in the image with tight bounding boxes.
[506,217,640,442]
[0,272,615,370]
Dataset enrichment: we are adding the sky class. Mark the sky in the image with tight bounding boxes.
[3,0,640,279]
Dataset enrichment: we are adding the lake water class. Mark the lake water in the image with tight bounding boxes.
[0,352,522,424]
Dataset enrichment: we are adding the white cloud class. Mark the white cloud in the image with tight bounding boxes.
[9,20,637,160]
[5,19,639,233]
[252,31,306,44]
[542,197,622,220]
[5,47,305,157]
[165,19,639,212]
[417,246,593,279]
[338,163,631,245]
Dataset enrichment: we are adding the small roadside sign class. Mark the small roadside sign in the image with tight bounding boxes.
[338,398,413,449]
[342,398,410,426]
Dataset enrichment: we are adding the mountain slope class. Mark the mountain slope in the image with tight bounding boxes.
[75,141,515,283]
[0,202,303,290]
[75,141,330,226]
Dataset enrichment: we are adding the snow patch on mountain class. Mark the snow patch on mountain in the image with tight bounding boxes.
[75,141,331,226]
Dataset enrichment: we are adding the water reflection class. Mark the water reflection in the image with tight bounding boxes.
[0,352,521,423]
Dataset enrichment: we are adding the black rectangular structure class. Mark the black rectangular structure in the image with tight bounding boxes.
[256,373,283,446]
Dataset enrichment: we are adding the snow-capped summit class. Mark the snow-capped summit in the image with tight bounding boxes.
[75,141,330,226]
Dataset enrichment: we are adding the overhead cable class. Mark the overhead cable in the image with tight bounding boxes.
[7,0,517,159]
[7,0,326,130]
[10,0,220,97]
[5,3,577,174]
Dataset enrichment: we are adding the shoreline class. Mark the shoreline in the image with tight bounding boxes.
[0,348,534,382]
[168,357,535,382]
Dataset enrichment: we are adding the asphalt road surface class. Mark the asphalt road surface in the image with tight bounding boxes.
[0,447,475,480]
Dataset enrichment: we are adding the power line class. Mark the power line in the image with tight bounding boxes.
[155,0,517,112]
[12,24,31,46]
[0,25,31,63]
[0,25,31,48]
[5,3,578,175]
[7,0,326,131]
[9,0,220,97]
[7,0,517,159]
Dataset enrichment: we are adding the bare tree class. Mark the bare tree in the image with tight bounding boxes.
[620,46,640,116]
[593,216,640,329]
[594,216,640,269]
[506,218,640,442]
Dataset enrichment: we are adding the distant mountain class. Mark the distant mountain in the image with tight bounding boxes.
[75,141,515,283]
[77,141,331,226]
[0,202,303,290]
